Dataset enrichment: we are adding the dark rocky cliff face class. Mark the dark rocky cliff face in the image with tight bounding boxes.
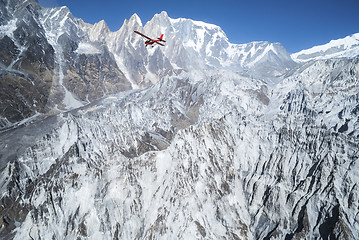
[0,0,130,129]
[64,46,130,102]
[0,0,55,127]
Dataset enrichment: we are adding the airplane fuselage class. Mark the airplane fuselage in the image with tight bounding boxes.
[134,31,166,47]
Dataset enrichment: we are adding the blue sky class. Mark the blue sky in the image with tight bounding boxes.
[37,0,359,53]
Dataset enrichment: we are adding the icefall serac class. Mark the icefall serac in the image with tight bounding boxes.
[1,66,359,239]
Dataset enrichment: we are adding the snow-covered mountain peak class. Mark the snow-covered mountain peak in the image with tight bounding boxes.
[44,5,71,19]
[128,13,143,27]
[292,33,359,62]
[155,10,169,18]
[93,19,110,32]
[83,19,111,42]
[149,10,172,23]
[119,13,143,34]
[144,11,172,34]
[143,11,295,77]
[319,33,359,50]
[167,14,227,40]
[76,10,296,84]
[170,17,222,32]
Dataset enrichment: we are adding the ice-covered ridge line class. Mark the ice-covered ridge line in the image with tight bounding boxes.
[292,33,359,62]
[246,44,274,67]
[167,11,228,50]
[50,6,70,20]
[225,41,274,66]
[304,33,359,52]
[170,17,221,30]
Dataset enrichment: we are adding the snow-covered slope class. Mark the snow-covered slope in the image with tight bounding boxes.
[282,58,359,136]
[1,61,358,238]
[292,33,359,62]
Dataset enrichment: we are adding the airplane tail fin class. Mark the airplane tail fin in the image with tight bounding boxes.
[158,34,166,42]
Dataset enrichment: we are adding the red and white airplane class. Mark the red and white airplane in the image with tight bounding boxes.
[134,30,166,47]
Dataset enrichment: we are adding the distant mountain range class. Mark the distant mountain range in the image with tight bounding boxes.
[1,0,358,129]
[0,0,358,239]
[292,33,359,62]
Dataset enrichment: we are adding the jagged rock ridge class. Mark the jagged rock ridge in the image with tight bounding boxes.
[1,61,358,238]
[1,0,298,130]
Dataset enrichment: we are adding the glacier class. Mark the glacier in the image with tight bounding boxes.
[1,0,359,239]
[1,65,359,239]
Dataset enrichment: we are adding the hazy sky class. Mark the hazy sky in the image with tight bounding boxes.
[37,0,359,53]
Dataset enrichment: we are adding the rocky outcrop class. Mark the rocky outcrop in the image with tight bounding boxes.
[0,0,129,129]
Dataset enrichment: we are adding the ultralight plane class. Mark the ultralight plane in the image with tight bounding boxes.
[134,30,166,47]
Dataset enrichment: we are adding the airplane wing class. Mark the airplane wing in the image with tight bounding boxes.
[134,31,151,40]
[155,42,165,46]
